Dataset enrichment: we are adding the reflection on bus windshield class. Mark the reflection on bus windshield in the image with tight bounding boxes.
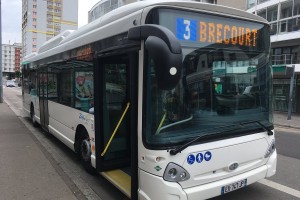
[146,47,272,144]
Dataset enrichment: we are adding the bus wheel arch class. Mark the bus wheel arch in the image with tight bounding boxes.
[75,125,96,174]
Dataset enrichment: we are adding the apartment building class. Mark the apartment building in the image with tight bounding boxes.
[22,0,78,57]
[1,43,22,79]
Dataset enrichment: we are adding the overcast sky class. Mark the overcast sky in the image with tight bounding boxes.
[1,0,99,44]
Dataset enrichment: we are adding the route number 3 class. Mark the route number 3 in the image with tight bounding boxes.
[176,18,196,41]
[184,20,191,40]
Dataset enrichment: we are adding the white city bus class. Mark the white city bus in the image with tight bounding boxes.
[22,1,277,199]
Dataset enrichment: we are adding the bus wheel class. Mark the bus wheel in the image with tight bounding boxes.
[30,105,38,127]
[78,130,96,174]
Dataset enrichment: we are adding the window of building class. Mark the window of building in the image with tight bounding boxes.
[258,0,270,4]
[292,17,300,31]
[280,1,293,19]
[267,5,278,22]
[258,9,267,19]
[294,0,300,16]
[274,48,282,55]
[111,0,118,6]
[33,5,37,8]
[280,19,293,32]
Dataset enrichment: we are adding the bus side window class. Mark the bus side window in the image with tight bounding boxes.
[75,71,94,112]
[59,70,74,107]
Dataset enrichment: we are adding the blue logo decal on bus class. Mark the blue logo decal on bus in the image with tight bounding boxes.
[204,151,212,161]
[187,154,195,165]
[196,153,203,163]
[176,18,197,41]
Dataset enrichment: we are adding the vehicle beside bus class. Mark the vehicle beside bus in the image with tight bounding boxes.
[22,1,276,199]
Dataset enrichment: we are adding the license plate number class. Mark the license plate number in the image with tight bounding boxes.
[221,179,247,194]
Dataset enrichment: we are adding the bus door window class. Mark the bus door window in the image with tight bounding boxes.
[103,60,129,160]
[47,66,59,102]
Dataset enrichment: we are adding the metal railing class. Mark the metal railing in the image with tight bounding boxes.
[272,54,300,65]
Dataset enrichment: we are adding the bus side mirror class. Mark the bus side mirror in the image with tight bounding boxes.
[145,36,182,90]
[128,24,182,90]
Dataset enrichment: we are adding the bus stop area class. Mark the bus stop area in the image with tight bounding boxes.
[0,100,299,199]
[0,102,81,200]
[274,111,300,129]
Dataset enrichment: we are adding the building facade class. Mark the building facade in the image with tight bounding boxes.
[22,0,78,57]
[218,0,247,10]
[88,0,135,23]
[216,0,300,114]
[88,0,217,23]
[246,0,300,114]
[1,43,22,79]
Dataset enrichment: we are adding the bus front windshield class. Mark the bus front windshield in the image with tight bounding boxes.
[144,9,273,149]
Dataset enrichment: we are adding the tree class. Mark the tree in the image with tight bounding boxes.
[15,70,21,78]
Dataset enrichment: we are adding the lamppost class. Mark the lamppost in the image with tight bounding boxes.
[0,0,3,103]
[287,65,295,120]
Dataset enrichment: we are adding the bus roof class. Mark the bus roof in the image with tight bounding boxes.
[24,0,268,63]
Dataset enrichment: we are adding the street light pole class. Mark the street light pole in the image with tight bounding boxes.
[287,65,295,120]
[0,0,3,103]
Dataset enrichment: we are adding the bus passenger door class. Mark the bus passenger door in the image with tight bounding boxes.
[96,54,131,169]
[38,67,49,131]
[95,51,138,199]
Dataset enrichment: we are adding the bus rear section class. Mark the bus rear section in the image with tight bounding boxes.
[137,5,276,200]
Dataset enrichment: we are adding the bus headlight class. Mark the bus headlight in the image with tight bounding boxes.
[264,140,276,158]
[163,162,190,182]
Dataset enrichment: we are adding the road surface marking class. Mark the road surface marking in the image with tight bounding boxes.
[259,179,300,198]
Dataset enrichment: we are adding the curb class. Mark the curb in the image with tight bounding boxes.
[274,124,300,130]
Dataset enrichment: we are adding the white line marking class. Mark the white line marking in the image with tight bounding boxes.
[259,179,300,198]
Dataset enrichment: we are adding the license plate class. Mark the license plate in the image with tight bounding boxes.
[221,179,247,194]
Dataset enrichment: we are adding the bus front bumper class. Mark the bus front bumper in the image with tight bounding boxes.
[138,152,277,200]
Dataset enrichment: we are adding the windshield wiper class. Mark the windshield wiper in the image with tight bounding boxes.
[169,120,273,155]
[169,124,241,155]
[240,120,273,136]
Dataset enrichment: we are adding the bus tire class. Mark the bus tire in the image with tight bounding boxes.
[30,104,38,127]
[77,128,96,175]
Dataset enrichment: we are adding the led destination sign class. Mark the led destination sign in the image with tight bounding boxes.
[199,22,257,46]
[157,9,267,51]
[176,19,258,47]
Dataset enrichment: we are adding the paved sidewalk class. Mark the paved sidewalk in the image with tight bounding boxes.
[274,111,300,129]
[0,102,80,200]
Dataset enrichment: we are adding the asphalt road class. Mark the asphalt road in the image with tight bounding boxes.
[3,86,300,200]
